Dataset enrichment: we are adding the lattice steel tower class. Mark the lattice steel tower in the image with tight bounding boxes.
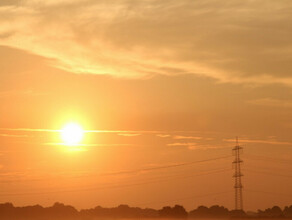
[232,137,243,210]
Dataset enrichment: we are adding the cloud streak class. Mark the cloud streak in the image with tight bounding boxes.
[0,128,60,132]
[223,138,292,146]
[167,142,227,150]
[117,133,141,137]
[173,135,203,140]
[0,133,29,137]
[0,128,205,134]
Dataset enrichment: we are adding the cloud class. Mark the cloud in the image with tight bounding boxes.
[0,133,29,137]
[117,133,141,137]
[0,128,203,134]
[173,135,202,140]
[0,0,292,85]
[223,138,292,146]
[85,130,161,134]
[156,134,171,138]
[167,142,226,150]
[168,142,197,147]
[0,31,14,39]
[44,143,134,146]
[0,128,60,132]
[0,128,159,133]
[0,0,20,7]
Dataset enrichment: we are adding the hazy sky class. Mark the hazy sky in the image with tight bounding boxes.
[0,0,292,211]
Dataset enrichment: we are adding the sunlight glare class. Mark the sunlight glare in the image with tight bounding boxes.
[61,123,84,146]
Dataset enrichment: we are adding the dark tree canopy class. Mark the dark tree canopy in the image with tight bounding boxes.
[0,202,292,219]
[159,205,188,218]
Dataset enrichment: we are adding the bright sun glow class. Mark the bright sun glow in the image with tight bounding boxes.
[61,123,84,146]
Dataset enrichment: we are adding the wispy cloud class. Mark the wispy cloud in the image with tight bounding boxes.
[44,143,134,147]
[0,0,292,85]
[117,133,141,137]
[168,142,198,147]
[0,128,206,135]
[85,130,161,134]
[156,134,171,138]
[167,142,226,150]
[223,138,292,146]
[0,133,29,137]
[0,128,156,133]
[173,135,203,140]
[0,128,60,132]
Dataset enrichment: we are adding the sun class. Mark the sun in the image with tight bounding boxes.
[61,123,84,146]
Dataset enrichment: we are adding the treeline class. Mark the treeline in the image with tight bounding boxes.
[0,202,292,219]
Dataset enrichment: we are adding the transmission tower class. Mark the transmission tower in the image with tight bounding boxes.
[232,137,243,210]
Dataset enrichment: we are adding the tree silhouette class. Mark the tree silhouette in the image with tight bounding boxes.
[189,205,230,218]
[284,205,292,217]
[0,202,292,219]
[159,205,188,218]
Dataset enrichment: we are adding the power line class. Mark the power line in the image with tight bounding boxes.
[0,168,232,197]
[0,156,231,184]
[101,155,232,176]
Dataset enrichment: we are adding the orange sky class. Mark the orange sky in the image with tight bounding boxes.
[0,0,292,212]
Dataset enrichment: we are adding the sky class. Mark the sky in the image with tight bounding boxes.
[0,0,292,212]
